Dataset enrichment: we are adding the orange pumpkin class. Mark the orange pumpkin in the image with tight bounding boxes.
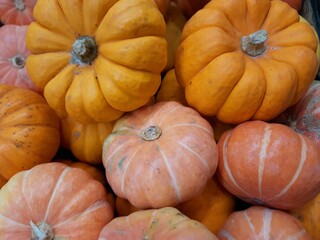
[0,25,41,93]
[26,0,167,124]
[99,207,219,240]
[102,101,218,209]
[218,206,312,239]
[282,0,303,11]
[217,120,320,210]
[0,0,36,25]
[0,162,114,240]
[60,116,114,164]
[154,0,171,16]
[175,0,319,124]
[0,84,60,188]
[173,0,211,19]
[290,193,320,240]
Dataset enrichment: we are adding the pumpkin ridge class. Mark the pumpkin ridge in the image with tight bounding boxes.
[262,208,273,238]
[242,211,256,235]
[0,212,29,228]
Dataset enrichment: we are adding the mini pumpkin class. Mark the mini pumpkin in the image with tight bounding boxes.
[217,120,320,210]
[218,206,312,239]
[0,162,114,240]
[99,207,219,240]
[175,0,319,124]
[60,116,115,164]
[0,84,60,188]
[26,0,167,124]
[102,101,218,209]
[0,25,41,93]
[0,0,36,25]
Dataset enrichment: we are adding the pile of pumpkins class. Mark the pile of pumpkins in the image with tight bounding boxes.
[0,0,319,239]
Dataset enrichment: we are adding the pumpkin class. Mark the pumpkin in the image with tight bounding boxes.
[0,25,41,93]
[163,2,187,72]
[0,0,36,25]
[0,84,60,188]
[173,0,211,19]
[26,0,167,124]
[99,207,219,240]
[282,0,303,11]
[102,101,218,209]
[154,0,171,16]
[217,120,320,210]
[175,0,319,124]
[218,206,312,239]
[290,193,320,240]
[0,162,114,240]
[155,69,187,105]
[60,116,115,164]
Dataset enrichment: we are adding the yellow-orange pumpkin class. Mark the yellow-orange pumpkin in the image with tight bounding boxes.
[26,0,167,124]
[103,101,219,209]
[0,84,60,188]
[175,0,319,124]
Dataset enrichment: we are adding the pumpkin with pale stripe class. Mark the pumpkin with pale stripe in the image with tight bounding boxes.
[218,206,312,240]
[102,101,218,209]
[0,162,114,240]
[217,120,320,210]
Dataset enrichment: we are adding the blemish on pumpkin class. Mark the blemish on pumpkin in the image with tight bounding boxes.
[118,157,126,170]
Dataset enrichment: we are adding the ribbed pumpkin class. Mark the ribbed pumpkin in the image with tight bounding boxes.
[290,193,320,240]
[0,84,60,188]
[175,0,319,124]
[0,162,114,240]
[99,207,219,240]
[217,120,320,210]
[218,206,312,239]
[26,0,167,124]
[0,25,41,93]
[102,101,218,209]
[0,0,36,25]
[60,116,114,164]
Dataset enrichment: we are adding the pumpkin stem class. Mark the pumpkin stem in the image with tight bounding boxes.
[141,126,162,141]
[30,221,54,240]
[71,36,98,65]
[11,54,26,69]
[14,0,26,11]
[241,30,268,57]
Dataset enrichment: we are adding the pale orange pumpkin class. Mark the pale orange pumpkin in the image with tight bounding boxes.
[0,0,36,25]
[0,25,41,93]
[175,0,319,124]
[0,84,60,188]
[217,120,320,210]
[102,101,219,209]
[0,162,114,240]
[99,207,219,240]
[218,206,312,239]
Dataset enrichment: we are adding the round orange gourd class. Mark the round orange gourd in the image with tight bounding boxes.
[155,69,187,105]
[0,25,41,93]
[217,120,320,210]
[175,0,319,124]
[99,207,219,240]
[102,101,218,209]
[0,0,36,25]
[218,206,312,239]
[26,0,167,124]
[290,193,320,240]
[0,84,60,188]
[60,116,114,164]
[0,162,114,240]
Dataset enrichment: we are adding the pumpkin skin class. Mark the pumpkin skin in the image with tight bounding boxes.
[61,116,115,164]
[0,25,41,93]
[0,84,60,188]
[217,120,320,210]
[0,162,114,240]
[0,0,36,25]
[154,0,171,16]
[99,207,219,240]
[102,101,219,209]
[173,0,211,19]
[26,0,167,124]
[175,0,319,124]
[282,0,303,11]
[218,206,312,240]
[290,193,320,240]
